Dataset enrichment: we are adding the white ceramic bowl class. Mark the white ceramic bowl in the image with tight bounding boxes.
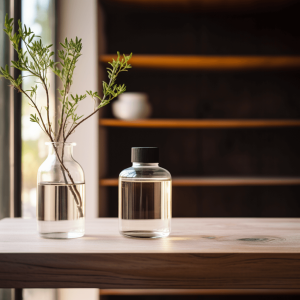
[112,92,152,120]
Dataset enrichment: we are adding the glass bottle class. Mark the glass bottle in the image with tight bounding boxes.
[37,142,85,239]
[119,147,172,238]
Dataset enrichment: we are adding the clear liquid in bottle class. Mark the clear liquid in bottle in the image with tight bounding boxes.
[119,179,171,238]
[37,182,85,239]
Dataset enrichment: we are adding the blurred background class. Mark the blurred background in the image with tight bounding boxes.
[1,0,300,299]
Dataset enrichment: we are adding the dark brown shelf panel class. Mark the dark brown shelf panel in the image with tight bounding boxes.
[99,119,300,129]
[100,55,300,70]
[105,0,295,12]
[99,177,300,187]
[100,289,300,296]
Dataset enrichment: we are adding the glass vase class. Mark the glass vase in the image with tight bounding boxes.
[37,142,85,239]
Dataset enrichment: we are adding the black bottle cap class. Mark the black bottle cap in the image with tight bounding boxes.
[131,147,159,163]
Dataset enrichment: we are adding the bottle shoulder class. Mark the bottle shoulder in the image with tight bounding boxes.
[37,154,85,183]
[119,165,171,180]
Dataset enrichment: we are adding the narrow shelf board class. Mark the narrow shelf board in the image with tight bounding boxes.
[100,289,300,296]
[99,119,300,129]
[100,55,300,70]
[99,177,300,187]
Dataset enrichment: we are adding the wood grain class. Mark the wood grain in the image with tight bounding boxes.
[100,177,300,186]
[1,218,300,288]
[100,55,300,70]
[99,118,300,128]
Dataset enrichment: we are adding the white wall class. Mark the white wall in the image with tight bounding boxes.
[56,1,99,298]
[57,0,99,220]
[58,289,99,300]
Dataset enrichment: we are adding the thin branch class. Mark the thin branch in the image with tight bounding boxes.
[19,87,49,136]
[23,38,53,138]
[23,39,42,78]
[64,63,118,140]
[64,106,100,141]
[56,50,76,142]
[42,78,53,139]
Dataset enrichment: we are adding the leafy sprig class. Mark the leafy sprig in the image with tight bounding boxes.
[0,14,132,143]
[1,14,132,218]
[1,15,55,137]
[64,52,132,139]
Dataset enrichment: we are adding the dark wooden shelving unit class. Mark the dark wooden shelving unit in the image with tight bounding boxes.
[99,0,300,217]
[98,0,300,298]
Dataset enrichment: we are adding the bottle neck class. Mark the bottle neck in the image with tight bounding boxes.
[47,143,74,160]
[132,162,159,167]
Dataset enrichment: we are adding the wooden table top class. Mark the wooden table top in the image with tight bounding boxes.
[1,218,300,289]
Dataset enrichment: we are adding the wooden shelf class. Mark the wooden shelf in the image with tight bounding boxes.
[3,218,300,289]
[99,119,300,129]
[100,177,300,186]
[100,289,300,296]
[100,55,300,70]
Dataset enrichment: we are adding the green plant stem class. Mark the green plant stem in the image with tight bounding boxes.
[2,16,131,219]
[43,80,52,137]
[64,63,117,140]
[56,51,76,142]
[23,39,53,138]
[20,54,82,216]
[20,87,84,217]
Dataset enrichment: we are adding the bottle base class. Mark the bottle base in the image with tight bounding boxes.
[38,220,85,239]
[39,232,84,239]
[121,230,170,239]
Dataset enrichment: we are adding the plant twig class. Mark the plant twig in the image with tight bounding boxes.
[0,15,131,218]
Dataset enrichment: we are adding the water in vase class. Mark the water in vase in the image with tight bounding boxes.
[37,182,85,239]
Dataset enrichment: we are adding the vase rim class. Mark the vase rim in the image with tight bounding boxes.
[45,142,76,146]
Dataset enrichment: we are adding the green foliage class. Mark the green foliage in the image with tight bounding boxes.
[51,37,82,98]
[29,113,46,133]
[1,15,54,88]
[26,84,38,99]
[29,113,40,123]
[0,14,132,142]
[101,51,132,104]
[65,94,86,130]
